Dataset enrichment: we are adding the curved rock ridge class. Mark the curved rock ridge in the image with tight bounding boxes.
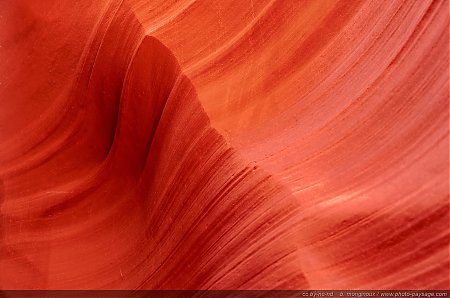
[1,0,449,290]
[0,1,307,290]
[132,0,449,289]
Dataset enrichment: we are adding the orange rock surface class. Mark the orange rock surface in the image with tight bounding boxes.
[0,0,448,290]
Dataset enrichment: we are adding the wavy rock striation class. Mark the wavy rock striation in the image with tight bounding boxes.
[0,0,448,290]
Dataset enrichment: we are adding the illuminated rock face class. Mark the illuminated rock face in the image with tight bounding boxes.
[0,0,448,290]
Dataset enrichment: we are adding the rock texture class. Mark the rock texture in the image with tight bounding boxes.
[0,0,448,290]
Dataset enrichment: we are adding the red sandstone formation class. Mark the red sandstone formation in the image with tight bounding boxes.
[0,0,448,290]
